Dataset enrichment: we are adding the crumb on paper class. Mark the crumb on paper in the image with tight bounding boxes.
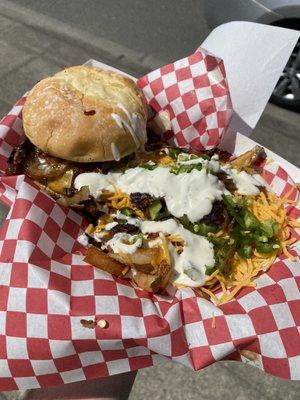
[239,349,259,361]
[211,313,216,329]
[97,319,108,329]
[80,319,96,329]
[84,110,96,116]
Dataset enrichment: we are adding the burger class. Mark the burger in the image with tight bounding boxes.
[6,65,148,218]
[7,65,289,304]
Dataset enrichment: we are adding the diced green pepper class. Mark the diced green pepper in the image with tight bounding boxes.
[170,164,202,175]
[140,162,157,170]
[149,199,163,220]
[237,245,253,259]
[223,195,245,227]
[256,242,277,254]
[243,210,260,230]
[180,215,217,236]
[120,207,134,217]
[196,223,218,236]
[166,147,181,159]
[260,219,278,238]
[178,165,193,173]
[170,165,180,175]
[205,266,217,276]
[254,233,269,243]
[209,237,235,277]
[180,214,191,228]
[177,153,190,162]
[222,194,236,211]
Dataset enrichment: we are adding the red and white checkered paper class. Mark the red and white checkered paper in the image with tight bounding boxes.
[137,48,232,150]
[0,56,300,391]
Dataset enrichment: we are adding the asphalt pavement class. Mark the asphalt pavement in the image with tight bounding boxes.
[0,1,299,399]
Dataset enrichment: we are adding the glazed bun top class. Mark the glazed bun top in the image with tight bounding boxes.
[22,65,148,162]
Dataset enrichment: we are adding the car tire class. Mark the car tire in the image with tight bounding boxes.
[270,21,300,112]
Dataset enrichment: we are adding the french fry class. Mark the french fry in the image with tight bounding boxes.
[133,260,171,292]
[84,246,128,276]
[110,248,162,273]
[230,145,265,171]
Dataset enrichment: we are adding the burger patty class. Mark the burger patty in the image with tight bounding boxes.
[6,140,130,222]
[6,139,133,192]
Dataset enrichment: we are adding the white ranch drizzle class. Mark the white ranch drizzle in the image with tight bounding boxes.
[111,103,146,148]
[222,166,266,195]
[75,163,266,222]
[98,217,215,287]
[106,233,142,255]
[111,142,121,162]
[140,219,215,287]
[75,166,224,222]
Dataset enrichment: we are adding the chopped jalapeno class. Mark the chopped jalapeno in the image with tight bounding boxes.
[196,223,218,236]
[120,207,134,217]
[140,162,157,170]
[237,244,253,259]
[205,266,217,276]
[170,164,202,175]
[243,210,260,230]
[149,199,163,220]
[256,242,278,254]
[261,219,278,237]
[166,147,181,159]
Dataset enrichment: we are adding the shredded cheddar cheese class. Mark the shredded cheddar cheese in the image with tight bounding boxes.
[104,190,145,219]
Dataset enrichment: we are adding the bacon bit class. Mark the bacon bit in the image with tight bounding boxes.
[80,319,96,329]
[97,319,108,329]
[84,110,96,116]
[240,349,259,361]
[148,232,160,240]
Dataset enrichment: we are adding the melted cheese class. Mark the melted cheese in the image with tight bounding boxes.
[47,169,74,193]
